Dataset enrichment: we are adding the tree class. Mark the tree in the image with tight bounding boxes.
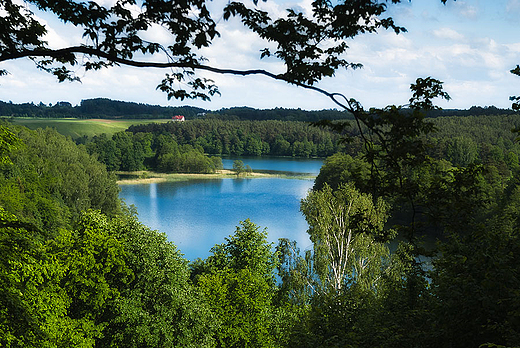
[100,213,215,348]
[426,184,520,347]
[313,153,371,192]
[272,136,291,156]
[280,184,424,348]
[0,125,120,230]
[0,207,74,348]
[0,205,215,348]
[299,183,393,295]
[0,208,131,348]
[87,134,121,171]
[446,136,479,167]
[232,159,246,177]
[0,125,21,165]
[194,219,280,347]
[47,210,131,346]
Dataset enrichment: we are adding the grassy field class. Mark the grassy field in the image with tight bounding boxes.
[4,117,170,139]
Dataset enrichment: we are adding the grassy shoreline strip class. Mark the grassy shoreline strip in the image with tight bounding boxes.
[116,170,316,184]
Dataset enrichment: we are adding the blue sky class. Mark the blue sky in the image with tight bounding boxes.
[1,0,519,111]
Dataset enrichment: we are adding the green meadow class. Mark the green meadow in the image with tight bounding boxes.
[4,117,170,139]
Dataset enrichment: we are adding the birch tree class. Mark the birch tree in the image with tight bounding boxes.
[300,183,392,294]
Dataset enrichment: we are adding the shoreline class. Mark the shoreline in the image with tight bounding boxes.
[116,169,316,185]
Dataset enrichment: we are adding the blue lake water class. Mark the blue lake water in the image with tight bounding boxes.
[119,157,323,261]
[221,157,323,174]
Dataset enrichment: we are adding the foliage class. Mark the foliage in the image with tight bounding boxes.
[303,75,520,347]
[0,204,216,348]
[0,208,130,348]
[427,114,520,167]
[348,78,448,199]
[279,184,428,348]
[85,130,222,173]
[2,99,516,121]
[99,213,215,348]
[0,207,70,348]
[194,219,280,347]
[77,99,206,119]
[48,210,131,345]
[445,136,479,167]
[426,187,520,347]
[0,122,215,347]
[0,125,120,229]
[232,159,246,177]
[0,99,355,121]
[209,107,353,122]
[299,183,392,294]
[313,152,371,191]
[0,125,21,164]
[128,119,341,157]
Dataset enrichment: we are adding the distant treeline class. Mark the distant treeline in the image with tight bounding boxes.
[209,107,354,121]
[4,97,516,121]
[426,105,518,117]
[0,98,353,121]
[0,99,205,119]
[121,114,520,166]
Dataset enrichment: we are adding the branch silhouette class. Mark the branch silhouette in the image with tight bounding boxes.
[1,46,354,111]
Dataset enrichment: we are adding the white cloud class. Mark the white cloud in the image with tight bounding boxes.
[88,0,117,7]
[446,79,508,107]
[433,27,465,41]
[43,26,75,49]
[139,23,173,47]
[506,43,520,52]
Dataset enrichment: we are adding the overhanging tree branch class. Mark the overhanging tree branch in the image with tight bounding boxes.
[1,45,356,109]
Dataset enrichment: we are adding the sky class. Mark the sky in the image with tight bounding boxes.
[1,0,520,111]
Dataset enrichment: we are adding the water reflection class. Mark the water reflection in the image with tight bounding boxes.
[222,157,323,175]
[120,178,314,260]
[149,183,158,234]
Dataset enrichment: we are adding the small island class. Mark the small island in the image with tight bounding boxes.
[116,169,315,184]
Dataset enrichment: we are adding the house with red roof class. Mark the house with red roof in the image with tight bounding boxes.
[172,115,185,121]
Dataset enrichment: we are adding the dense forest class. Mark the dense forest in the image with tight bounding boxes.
[25,112,520,177]
[2,103,520,347]
[126,119,342,157]
[79,119,344,172]
[83,131,223,173]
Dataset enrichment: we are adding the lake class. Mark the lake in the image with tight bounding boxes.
[221,157,323,175]
[119,157,323,261]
